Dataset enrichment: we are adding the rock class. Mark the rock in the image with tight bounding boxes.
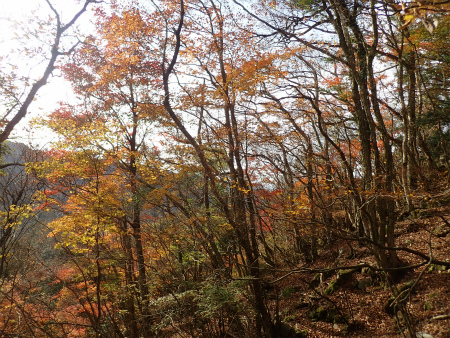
[294,301,309,309]
[361,266,373,276]
[325,268,359,295]
[324,280,337,295]
[306,306,345,324]
[432,225,450,237]
[308,273,321,289]
[416,332,433,338]
[356,278,372,291]
[273,322,305,338]
[279,322,293,337]
[295,329,308,338]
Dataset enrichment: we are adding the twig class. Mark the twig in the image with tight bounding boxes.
[431,314,450,320]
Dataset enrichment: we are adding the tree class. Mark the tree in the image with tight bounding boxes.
[9,0,450,336]
[30,8,163,331]
[0,143,58,337]
[0,0,101,149]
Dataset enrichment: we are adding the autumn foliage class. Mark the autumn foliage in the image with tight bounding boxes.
[1,0,450,337]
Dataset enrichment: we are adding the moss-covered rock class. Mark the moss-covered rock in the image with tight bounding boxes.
[324,280,337,295]
[308,273,321,289]
[294,328,308,338]
[306,305,345,324]
[306,306,327,321]
[356,278,373,292]
[324,268,358,295]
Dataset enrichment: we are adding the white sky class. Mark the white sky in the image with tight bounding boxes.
[0,0,96,147]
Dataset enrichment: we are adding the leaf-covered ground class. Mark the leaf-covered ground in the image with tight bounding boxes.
[267,206,450,338]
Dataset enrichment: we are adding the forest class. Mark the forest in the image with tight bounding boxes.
[0,0,450,337]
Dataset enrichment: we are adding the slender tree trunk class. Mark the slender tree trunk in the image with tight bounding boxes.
[120,219,139,338]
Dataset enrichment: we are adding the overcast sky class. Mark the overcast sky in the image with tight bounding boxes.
[0,0,96,147]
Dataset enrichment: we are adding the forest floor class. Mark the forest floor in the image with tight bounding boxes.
[268,205,450,338]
